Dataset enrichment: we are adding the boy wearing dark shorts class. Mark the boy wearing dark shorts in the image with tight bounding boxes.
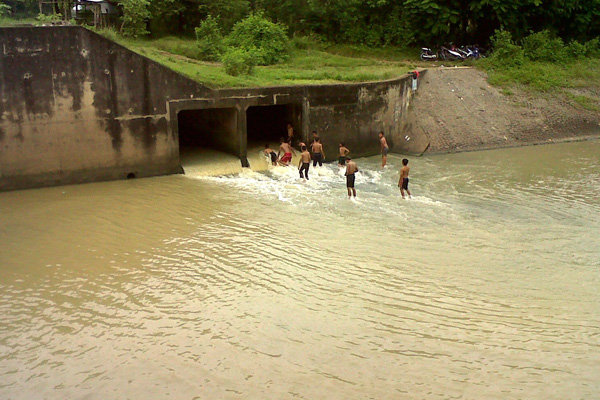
[311,137,325,167]
[398,158,412,199]
[345,156,359,198]
[298,145,311,180]
[338,142,350,166]
[264,144,277,166]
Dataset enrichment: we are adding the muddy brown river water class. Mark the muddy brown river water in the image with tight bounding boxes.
[1,140,599,399]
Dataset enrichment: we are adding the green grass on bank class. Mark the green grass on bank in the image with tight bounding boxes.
[107,34,416,88]
[0,16,39,26]
[480,58,600,92]
[479,57,600,110]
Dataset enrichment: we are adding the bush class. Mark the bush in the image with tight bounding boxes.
[489,30,524,67]
[195,15,225,61]
[565,40,586,60]
[36,13,61,23]
[222,47,256,76]
[584,38,600,58]
[225,12,290,65]
[0,2,11,17]
[121,0,150,38]
[522,30,566,62]
[291,35,312,50]
[94,27,120,42]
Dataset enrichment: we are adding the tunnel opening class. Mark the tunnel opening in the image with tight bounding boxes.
[177,107,238,153]
[247,104,302,149]
[177,107,243,176]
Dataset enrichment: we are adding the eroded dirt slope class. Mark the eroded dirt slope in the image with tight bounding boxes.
[404,68,600,154]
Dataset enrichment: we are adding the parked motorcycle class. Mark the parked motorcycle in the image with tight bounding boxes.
[420,47,438,61]
[439,45,465,61]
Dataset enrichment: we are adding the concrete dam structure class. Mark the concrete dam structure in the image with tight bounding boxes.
[0,26,422,191]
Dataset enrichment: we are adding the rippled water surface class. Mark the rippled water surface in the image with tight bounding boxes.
[1,140,599,399]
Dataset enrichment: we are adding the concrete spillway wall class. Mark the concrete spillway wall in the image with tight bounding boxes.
[0,26,420,191]
[0,26,210,191]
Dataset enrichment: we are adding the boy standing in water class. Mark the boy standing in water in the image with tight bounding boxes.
[311,137,325,167]
[278,137,296,165]
[398,158,412,199]
[264,144,277,166]
[287,122,295,142]
[298,145,311,180]
[379,132,389,168]
[338,142,350,166]
[345,156,359,198]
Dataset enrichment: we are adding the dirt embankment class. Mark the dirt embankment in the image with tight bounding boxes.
[403,68,600,154]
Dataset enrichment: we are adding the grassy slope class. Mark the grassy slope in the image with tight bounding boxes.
[479,57,600,111]
[99,33,418,88]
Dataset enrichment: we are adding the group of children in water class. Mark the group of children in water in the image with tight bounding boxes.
[263,125,412,199]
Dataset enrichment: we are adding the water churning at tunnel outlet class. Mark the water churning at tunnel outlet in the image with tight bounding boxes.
[1,140,599,399]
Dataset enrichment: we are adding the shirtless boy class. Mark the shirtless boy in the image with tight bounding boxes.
[311,137,325,167]
[398,158,412,199]
[311,130,319,142]
[278,137,296,165]
[338,142,350,166]
[379,132,389,168]
[264,143,277,166]
[298,145,311,180]
[287,123,294,142]
[345,156,359,198]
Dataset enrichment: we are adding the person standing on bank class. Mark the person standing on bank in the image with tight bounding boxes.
[398,158,412,199]
[345,156,359,198]
[338,142,350,166]
[298,145,311,180]
[379,131,389,168]
[311,137,325,167]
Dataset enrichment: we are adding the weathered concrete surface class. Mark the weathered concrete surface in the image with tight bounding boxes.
[405,68,600,154]
[0,26,419,191]
[0,26,210,191]
[171,75,419,167]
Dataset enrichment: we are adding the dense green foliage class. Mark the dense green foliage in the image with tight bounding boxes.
[225,13,290,66]
[121,0,150,38]
[481,30,600,92]
[487,30,600,66]
[194,15,225,61]
[3,0,599,46]
[221,47,256,76]
[0,2,11,17]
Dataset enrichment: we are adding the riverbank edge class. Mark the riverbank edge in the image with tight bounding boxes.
[402,68,600,156]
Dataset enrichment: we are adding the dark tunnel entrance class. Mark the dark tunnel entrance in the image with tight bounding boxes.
[246,104,302,148]
[177,107,243,173]
[177,107,238,152]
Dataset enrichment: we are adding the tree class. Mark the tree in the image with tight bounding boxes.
[198,0,251,33]
[0,2,11,17]
[226,12,290,65]
[121,0,151,37]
